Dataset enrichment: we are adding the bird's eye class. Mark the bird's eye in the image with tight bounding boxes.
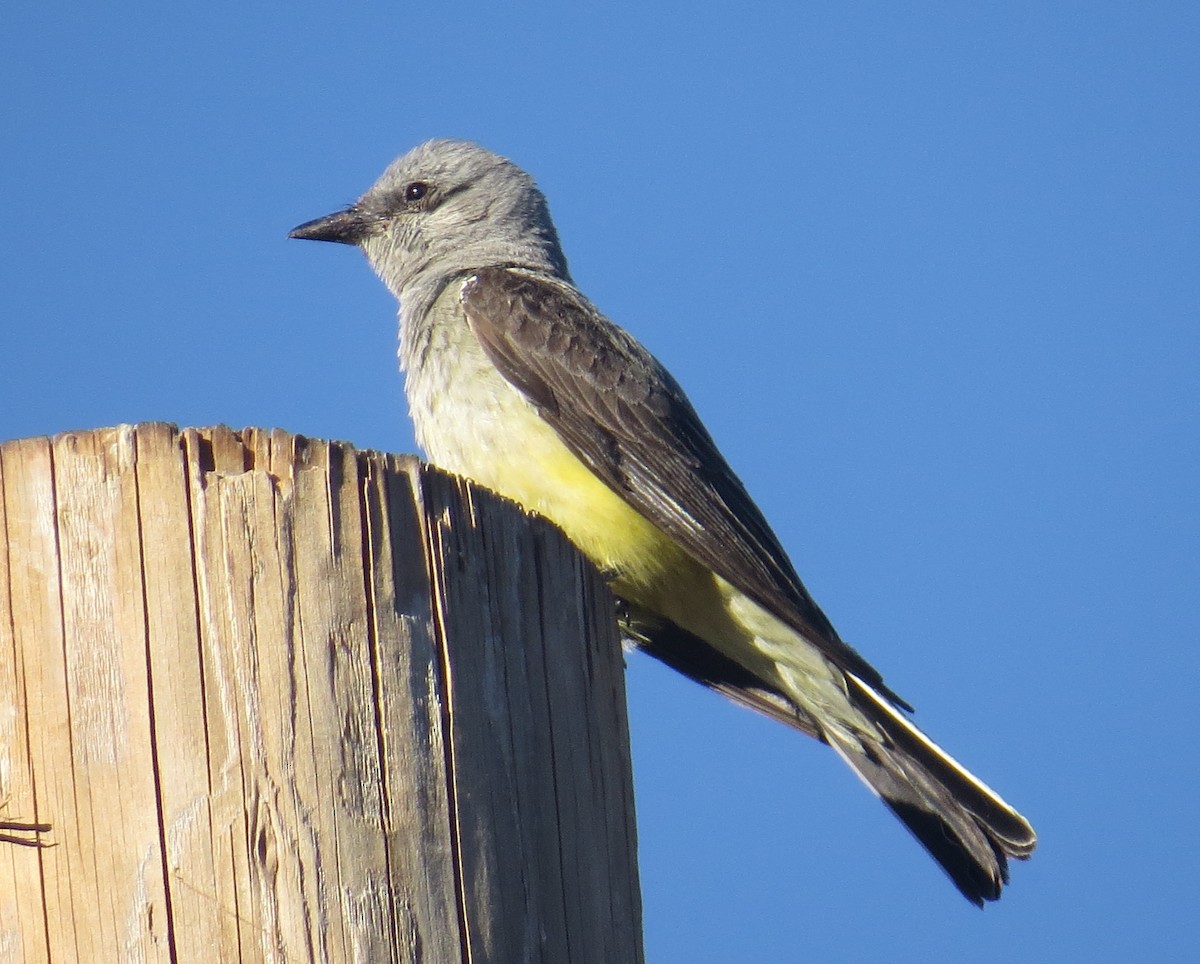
[404,182,429,202]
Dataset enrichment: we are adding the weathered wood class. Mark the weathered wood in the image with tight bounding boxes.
[0,424,643,964]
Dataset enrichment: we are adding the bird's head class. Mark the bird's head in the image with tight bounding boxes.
[289,139,570,299]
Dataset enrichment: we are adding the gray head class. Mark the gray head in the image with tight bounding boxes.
[289,140,570,306]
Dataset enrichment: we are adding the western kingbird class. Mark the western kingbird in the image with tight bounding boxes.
[290,139,1036,904]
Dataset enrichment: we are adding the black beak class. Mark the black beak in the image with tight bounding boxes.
[288,207,374,245]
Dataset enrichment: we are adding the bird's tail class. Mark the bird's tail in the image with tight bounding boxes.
[824,672,1037,905]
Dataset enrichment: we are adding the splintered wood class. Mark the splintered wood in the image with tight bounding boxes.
[0,424,643,964]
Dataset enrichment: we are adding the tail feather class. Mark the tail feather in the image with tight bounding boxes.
[620,605,1036,903]
[826,673,1037,905]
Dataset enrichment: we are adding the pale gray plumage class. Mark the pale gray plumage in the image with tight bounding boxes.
[289,138,1036,905]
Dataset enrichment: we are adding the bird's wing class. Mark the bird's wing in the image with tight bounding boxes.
[460,266,907,707]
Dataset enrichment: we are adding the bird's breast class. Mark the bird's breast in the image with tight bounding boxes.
[401,292,686,594]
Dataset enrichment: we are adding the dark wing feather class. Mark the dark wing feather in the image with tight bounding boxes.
[461,267,908,707]
[618,600,823,739]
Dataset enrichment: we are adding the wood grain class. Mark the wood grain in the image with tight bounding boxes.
[0,424,643,964]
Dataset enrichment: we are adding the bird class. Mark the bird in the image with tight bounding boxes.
[289,138,1036,905]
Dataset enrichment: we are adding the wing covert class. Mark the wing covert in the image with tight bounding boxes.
[460,267,903,703]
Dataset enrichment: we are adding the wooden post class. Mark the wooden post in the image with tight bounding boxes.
[0,424,643,964]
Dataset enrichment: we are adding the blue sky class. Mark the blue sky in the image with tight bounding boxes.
[3,2,1197,961]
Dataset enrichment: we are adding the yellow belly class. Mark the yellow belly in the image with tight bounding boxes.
[404,291,835,706]
[423,371,687,591]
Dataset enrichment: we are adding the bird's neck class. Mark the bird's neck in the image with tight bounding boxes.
[392,237,570,367]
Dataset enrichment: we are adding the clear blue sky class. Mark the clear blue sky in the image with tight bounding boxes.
[3,3,1197,961]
